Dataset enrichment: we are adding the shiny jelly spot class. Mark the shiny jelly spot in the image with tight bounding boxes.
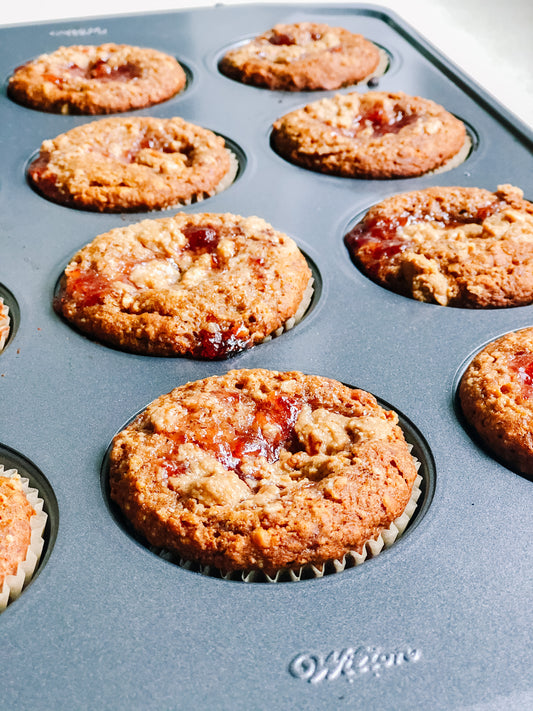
[42,72,67,86]
[194,323,250,359]
[361,107,418,137]
[268,33,296,46]
[88,59,142,82]
[160,459,189,478]
[344,215,412,278]
[61,269,113,308]
[164,391,303,479]
[331,105,419,140]
[50,60,141,83]
[183,225,221,253]
[29,154,65,203]
[509,353,533,398]
[123,135,176,163]
[344,199,507,278]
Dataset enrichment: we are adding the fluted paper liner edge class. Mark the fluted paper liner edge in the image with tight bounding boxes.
[0,466,47,611]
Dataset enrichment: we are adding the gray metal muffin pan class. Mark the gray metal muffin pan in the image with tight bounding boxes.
[1,3,532,709]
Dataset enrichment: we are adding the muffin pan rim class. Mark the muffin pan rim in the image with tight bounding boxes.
[1,3,532,709]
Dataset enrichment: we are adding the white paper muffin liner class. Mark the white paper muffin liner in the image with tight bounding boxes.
[153,456,422,583]
[156,147,238,210]
[263,275,314,342]
[0,466,47,611]
[214,148,239,195]
[361,47,389,84]
[0,297,10,352]
[430,134,472,175]
[169,147,239,208]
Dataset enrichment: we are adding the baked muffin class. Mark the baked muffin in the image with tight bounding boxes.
[219,22,384,91]
[109,369,420,579]
[345,184,533,307]
[0,298,9,351]
[28,116,237,212]
[271,91,467,178]
[54,213,313,357]
[8,43,186,114]
[459,328,533,475]
[0,467,47,611]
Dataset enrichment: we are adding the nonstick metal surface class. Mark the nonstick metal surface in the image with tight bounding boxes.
[1,4,532,709]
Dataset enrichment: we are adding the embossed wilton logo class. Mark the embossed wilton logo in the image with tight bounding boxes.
[49,27,108,37]
[289,646,421,683]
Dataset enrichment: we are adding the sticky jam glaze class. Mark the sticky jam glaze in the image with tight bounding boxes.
[345,199,506,279]
[183,224,253,357]
[28,153,66,203]
[58,268,115,309]
[43,59,142,86]
[268,33,296,47]
[267,30,323,46]
[122,131,192,164]
[194,324,251,359]
[161,390,303,481]
[57,227,223,312]
[333,105,419,140]
[182,225,221,253]
[344,214,413,278]
[509,353,533,399]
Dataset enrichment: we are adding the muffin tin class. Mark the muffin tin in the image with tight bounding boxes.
[1,4,532,709]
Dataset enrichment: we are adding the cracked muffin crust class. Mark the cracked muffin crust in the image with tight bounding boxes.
[28,116,237,212]
[109,369,418,575]
[345,185,533,307]
[459,328,533,475]
[54,213,312,358]
[219,22,383,91]
[8,43,186,114]
[271,91,467,178]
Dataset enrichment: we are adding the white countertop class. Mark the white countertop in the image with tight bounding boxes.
[1,0,532,130]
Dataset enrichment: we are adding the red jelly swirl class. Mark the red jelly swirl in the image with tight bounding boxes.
[267,30,323,46]
[345,214,412,278]
[59,268,114,309]
[509,352,533,399]
[123,133,182,163]
[345,199,506,278]
[163,390,303,479]
[28,153,64,203]
[268,33,296,46]
[194,322,250,360]
[361,106,419,137]
[87,59,142,82]
[332,105,419,139]
[183,225,221,253]
[182,225,223,270]
[42,60,141,86]
[58,257,159,310]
